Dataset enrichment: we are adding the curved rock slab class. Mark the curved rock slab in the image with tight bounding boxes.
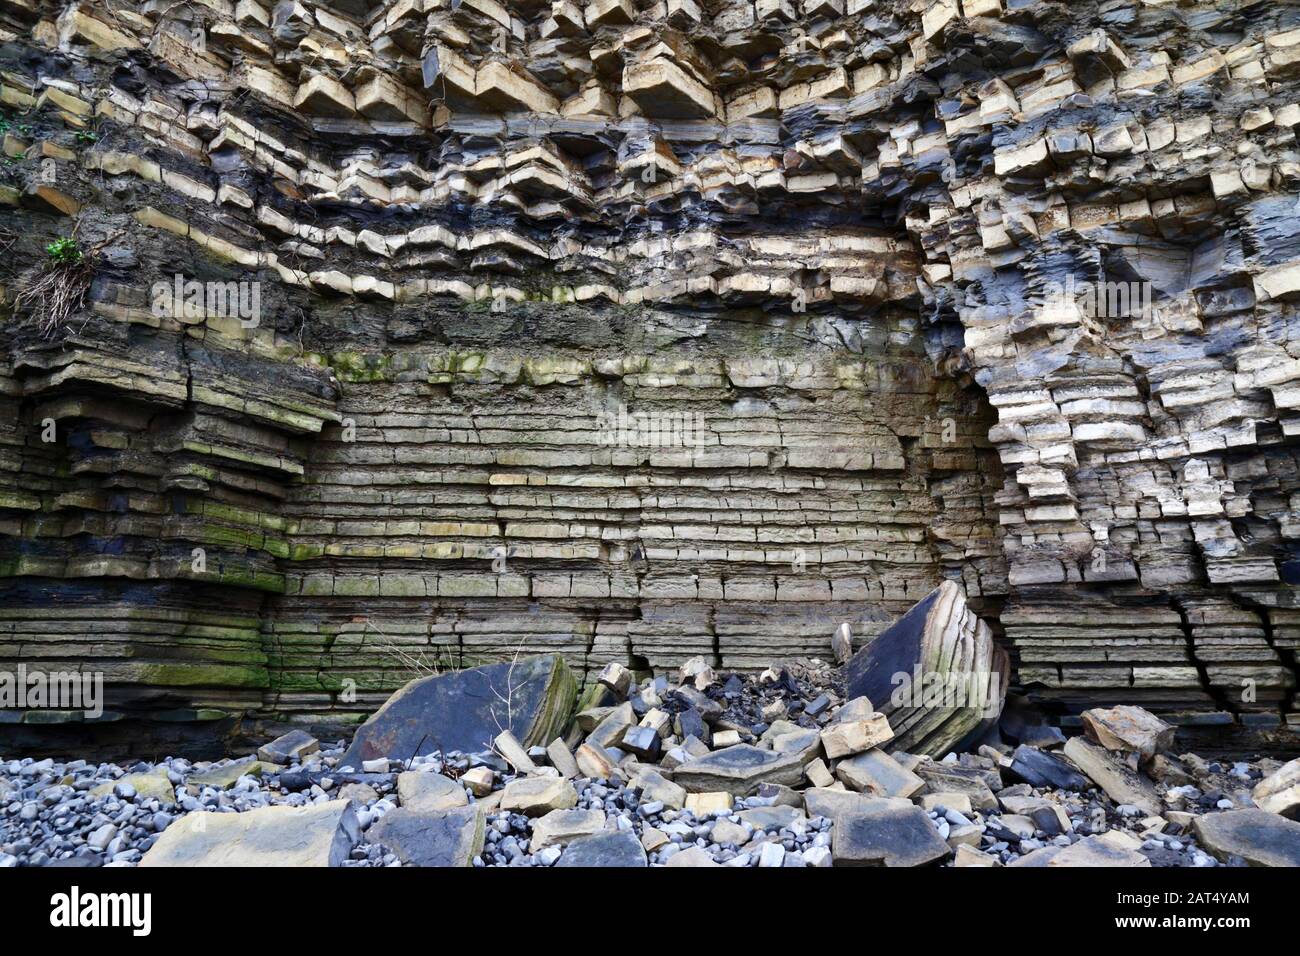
[341,654,576,767]
[846,581,1007,757]
[140,799,358,867]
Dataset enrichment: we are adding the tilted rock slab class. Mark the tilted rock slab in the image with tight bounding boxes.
[341,654,576,768]
[845,581,1008,758]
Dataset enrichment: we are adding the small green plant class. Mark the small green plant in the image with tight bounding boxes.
[74,129,97,144]
[17,230,96,338]
[46,237,82,265]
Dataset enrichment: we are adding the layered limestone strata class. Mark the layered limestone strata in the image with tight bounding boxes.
[0,0,1296,751]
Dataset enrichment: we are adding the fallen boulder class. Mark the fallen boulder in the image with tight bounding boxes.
[1252,758,1300,819]
[341,654,577,767]
[835,748,924,798]
[844,581,1007,757]
[1046,835,1150,867]
[367,805,485,867]
[140,800,358,867]
[555,830,647,867]
[1062,737,1161,815]
[670,744,810,796]
[1009,745,1090,791]
[529,808,606,852]
[1081,706,1174,762]
[831,802,952,867]
[500,776,578,816]
[1192,809,1300,867]
[257,729,320,765]
[397,772,468,813]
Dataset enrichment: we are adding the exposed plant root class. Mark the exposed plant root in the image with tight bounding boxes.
[14,258,94,339]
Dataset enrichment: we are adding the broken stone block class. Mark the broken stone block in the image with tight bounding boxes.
[341,654,576,768]
[620,725,662,760]
[912,761,999,812]
[575,743,618,780]
[672,745,810,796]
[546,738,579,779]
[1009,745,1091,791]
[835,748,924,798]
[367,805,485,867]
[554,830,647,867]
[831,802,952,867]
[461,767,495,797]
[845,581,1007,758]
[397,772,468,813]
[187,758,266,790]
[586,702,636,750]
[711,729,742,748]
[1062,737,1161,815]
[1081,705,1175,761]
[141,800,359,867]
[1252,758,1300,818]
[664,845,720,866]
[684,791,733,815]
[919,791,973,815]
[631,767,686,809]
[257,729,319,765]
[953,844,999,866]
[528,807,606,851]
[598,661,632,697]
[500,776,578,816]
[805,788,911,819]
[494,730,538,774]
[1192,809,1300,867]
[821,712,893,758]
[1046,834,1150,867]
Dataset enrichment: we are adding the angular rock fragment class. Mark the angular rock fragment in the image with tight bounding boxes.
[671,745,810,796]
[90,768,176,807]
[258,730,321,765]
[341,655,576,767]
[831,802,952,867]
[1062,737,1161,815]
[397,772,468,813]
[1081,706,1175,761]
[820,710,893,758]
[554,830,647,867]
[141,800,359,867]
[528,808,606,852]
[1009,745,1091,791]
[1251,758,1300,818]
[845,582,1007,758]
[500,776,578,816]
[835,748,924,798]
[1192,809,1300,867]
[367,805,485,868]
[1045,835,1150,867]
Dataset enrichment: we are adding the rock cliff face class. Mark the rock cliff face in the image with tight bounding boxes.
[0,0,1296,753]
